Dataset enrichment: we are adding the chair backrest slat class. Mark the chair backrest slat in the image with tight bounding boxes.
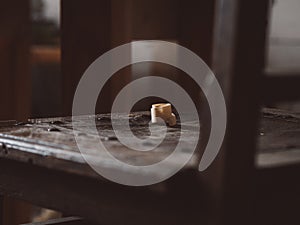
[210,1,270,225]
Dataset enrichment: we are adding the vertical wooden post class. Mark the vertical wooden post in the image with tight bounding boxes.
[177,0,216,156]
[209,1,270,225]
[61,0,111,114]
[178,0,215,66]
[0,0,31,120]
[61,0,132,114]
[0,1,32,223]
[0,196,3,225]
[131,0,179,40]
[108,0,132,108]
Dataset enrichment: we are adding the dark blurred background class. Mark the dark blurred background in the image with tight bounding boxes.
[1,0,299,122]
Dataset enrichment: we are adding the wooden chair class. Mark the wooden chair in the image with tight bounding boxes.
[0,1,299,225]
[62,1,300,224]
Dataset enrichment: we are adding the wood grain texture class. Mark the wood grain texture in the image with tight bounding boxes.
[0,112,199,179]
[0,109,298,178]
[0,110,298,224]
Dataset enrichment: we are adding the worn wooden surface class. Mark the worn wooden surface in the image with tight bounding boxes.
[257,108,300,166]
[22,217,91,225]
[0,109,298,179]
[0,109,205,224]
[0,109,299,224]
[0,111,199,180]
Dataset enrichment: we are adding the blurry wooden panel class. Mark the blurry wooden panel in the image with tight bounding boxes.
[0,37,13,119]
[62,0,132,114]
[0,195,3,224]
[108,0,132,110]
[3,197,32,225]
[132,0,180,40]
[0,2,32,224]
[0,0,31,120]
[61,0,112,114]
[178,0,215,65]
[177,0,215,152]
[31,46,61,64]
[131,0,214,65]
[131,1,214,61]
[263,74,300,103]
[210,1,270,225]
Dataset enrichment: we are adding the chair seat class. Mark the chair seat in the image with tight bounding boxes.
[0,108,299,178]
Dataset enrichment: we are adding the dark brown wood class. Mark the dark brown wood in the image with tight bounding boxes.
[257,108,300,167]
[0,110,298,180]
[211,1,270,225]
[1,1,299,224]
[0,196,3,225]
[177,0,216,148]
[61,0,112,115]
[0,112,202,224]
[178,0,215,66]
[109,0,132,108]
[0,158,204,225]
[0,110,201,225]
[0,112,200,179]
[262,74,300,103]
[0,1,32,223]
[255,163,300,225]
[131,0,180,40]
[61,0,134,115]
[2,197,32,225]
[0,110,299,224]
[255,109,300,225]
[0,0,31,120]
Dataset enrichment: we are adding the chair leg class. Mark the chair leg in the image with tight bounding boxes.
[0,195,4,225]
